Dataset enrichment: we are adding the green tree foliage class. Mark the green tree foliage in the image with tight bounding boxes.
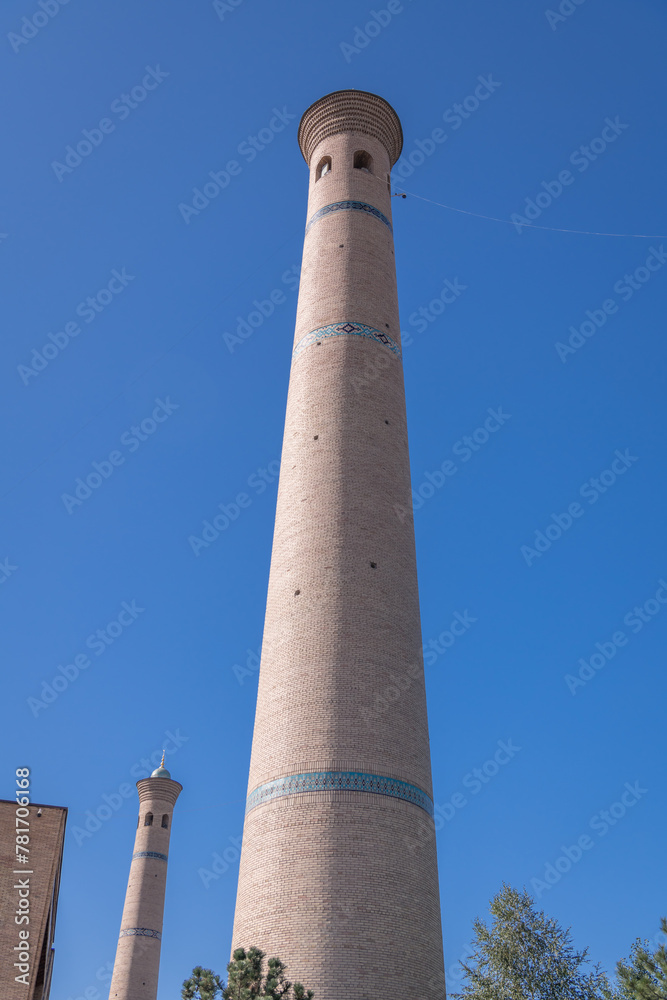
[182,966,224,1000]
[222,946,264,999]
[183,948,313,1000]
[452,883,615,1000]
[616,918,667,1000]
[223,947,313,999]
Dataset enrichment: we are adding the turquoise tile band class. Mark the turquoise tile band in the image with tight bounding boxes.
[246,770,434,817]
[306,199,393,234]
[119,927,162,940]
[293,321,401,360]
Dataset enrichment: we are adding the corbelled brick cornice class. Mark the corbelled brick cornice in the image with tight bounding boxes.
[136,777,182,806]
[298,89,403,166]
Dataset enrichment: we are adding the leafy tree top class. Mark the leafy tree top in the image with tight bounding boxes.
[616,917,667,1000]
[182,948,313,1000]
[452,883,615,1000]
[182,966,224,1000]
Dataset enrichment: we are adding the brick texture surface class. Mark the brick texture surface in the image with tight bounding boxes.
[231,92,446,999]
[0,800,66,1000]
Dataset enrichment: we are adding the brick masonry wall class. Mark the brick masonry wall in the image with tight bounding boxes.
[234,797,444,996]
[231,93,446,999]
[0,800,66,1000]
[108,777,181,1000]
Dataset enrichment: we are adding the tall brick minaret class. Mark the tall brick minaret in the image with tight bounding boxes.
[109,755,182,1000]
[231,90,445,999]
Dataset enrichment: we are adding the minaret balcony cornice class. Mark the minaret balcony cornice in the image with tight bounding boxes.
[298,89,403,167]
[136,777,183,805]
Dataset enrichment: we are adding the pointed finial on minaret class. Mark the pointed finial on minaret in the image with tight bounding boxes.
[150,751,171,779]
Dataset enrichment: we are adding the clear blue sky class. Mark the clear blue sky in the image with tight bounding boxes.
[2,1,666,997]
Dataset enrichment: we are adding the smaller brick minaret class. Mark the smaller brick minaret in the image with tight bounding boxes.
[109,754,182,1000]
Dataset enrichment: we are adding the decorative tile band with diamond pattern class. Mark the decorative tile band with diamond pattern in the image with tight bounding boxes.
[293,321,401,360]
[246,771,434,817]
[305,200,393,234]
[132,851,168,862]
[119,927,162,940]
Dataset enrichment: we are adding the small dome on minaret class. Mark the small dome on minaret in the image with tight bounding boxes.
[150,750,171,779]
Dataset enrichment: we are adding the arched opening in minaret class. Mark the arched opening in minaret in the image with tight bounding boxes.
[353,150,373,173]
[161,814,169,828]
[316,156,331,180]
[144,812,153,826]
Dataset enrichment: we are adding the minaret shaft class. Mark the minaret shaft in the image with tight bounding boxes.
[231,91,445,999]
[109,775,181,1000]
